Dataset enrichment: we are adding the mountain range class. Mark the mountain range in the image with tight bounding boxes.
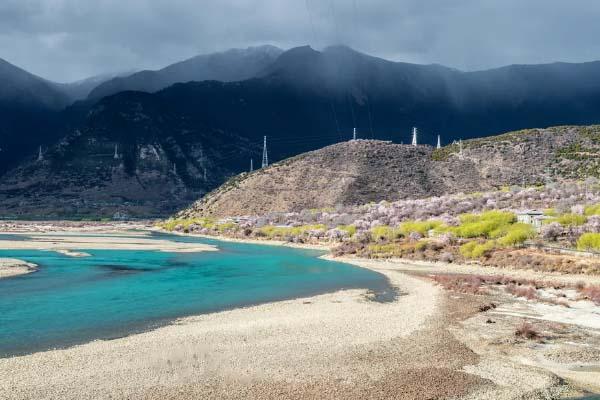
[3,45,600,217]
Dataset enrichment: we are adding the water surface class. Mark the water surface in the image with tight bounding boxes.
[0,233,387,357]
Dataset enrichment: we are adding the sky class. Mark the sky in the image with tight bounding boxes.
[2,0,600,82]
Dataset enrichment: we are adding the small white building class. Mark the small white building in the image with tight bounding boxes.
[516,210,547,230]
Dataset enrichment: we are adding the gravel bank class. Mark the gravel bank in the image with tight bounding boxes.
[0,259,465,400]
[0,258,37,279]
[0,233,216,253]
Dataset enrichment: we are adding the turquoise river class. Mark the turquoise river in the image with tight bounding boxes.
[0,233,388,357]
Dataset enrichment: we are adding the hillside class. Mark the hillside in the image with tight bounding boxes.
[0,93,257,218]
[178,125,598,218]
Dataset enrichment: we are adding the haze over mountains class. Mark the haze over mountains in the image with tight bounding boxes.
[3,44,600,217]
[87,45,284,100]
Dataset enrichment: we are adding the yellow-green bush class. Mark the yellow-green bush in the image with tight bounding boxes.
[460,240,496,259]
[497,223,535,247]
[585,204,600,216]
[399,220,442,236]
[451,211,516,238]
[216,222,237,232]
[415,240,429,251]
[367,243,403,257]
[259,224,327,238]
[577,233,600,251]
[543,208,557,217]
[337,225,357,237]
[371,225,400,241]
[555,213,587,226]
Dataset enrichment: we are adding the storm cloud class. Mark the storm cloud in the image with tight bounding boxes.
[2,0,600,82]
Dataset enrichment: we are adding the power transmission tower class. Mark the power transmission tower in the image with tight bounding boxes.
[37,146,43,162]
[411,127,418,146]
[250,159,254,172]
[261,136,269,168]
[353,127,357,141]
[437,135,441,149]
[114,144,119,159]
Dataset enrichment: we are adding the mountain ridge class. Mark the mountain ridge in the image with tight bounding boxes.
[87,45,284,100]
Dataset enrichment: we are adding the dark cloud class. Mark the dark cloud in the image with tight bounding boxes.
[2,0,600,82]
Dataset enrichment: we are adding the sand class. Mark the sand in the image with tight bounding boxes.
[0,258,37,279]
[0,233,216,253]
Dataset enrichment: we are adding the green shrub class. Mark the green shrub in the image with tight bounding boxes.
[216,222,237,232]
[415,240,429,251]
[367,243,402,257]
[337,225,357,237]
[371,225,400,241]
[577,233,600,251]
[259,224,327,238]
[497,223,535,247]
[452,211,516,238]
[399,220,442,236]
[555,213,587,226]
[585,204,600,216]
[460,240,496,259]
[543,208,557,217]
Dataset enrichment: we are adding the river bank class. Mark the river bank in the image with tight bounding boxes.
[0,223,597,399]
[0,258,37,279]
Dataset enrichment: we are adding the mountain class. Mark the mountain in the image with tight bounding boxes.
[0,92,258,218]
[0,58,71,172]
[7,45,600,218]
[52,70,138,102]
[178,125,599,218]
[87,45,283,100]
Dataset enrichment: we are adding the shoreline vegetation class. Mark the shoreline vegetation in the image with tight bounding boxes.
[0,221,599,398]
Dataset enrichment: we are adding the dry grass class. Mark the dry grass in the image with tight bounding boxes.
[578,285,600,305]
[485,249,600,275]
[430,274,489,295]
[505,284,538,300]
[515,322,540,340]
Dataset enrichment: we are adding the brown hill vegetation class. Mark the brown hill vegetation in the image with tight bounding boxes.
[180,125,600,218]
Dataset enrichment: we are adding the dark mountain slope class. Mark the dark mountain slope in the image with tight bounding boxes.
[0,92,258,218]
[0,58,70,172]
[87,45,283,100]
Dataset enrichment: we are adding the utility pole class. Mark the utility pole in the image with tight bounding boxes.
[436,135,441,149]
[411,127,418,146]
[261,136,268,168]
[37,146,43,162]
[353,127,357,141]
[113,144,119,159]
[250,159,254,172]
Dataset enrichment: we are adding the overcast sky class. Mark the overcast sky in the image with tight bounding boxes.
[2,0,600,82]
